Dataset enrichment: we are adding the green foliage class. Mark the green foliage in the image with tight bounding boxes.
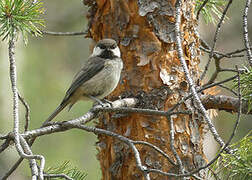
[233,67,252,113]
[0,0,44,44]
[45,161,87,180]
[195,0,228,24]
[211,131,252,179]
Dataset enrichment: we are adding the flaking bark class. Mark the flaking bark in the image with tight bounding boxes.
[84,0,207,179]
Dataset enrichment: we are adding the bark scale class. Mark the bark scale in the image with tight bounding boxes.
[83,0,207,179]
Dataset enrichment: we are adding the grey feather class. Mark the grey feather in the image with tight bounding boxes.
[62,56,105,104]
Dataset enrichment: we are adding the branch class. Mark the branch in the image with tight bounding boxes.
[200,39,248,59]
[8,35,45,180]
[201,94,251,114]
[42,31,87,36]
[1,98,138,179]
[18,92,31,131]
[182,66,243,178]
[175,0,228,152]
[200,0,233,81]
[3,97,205,179]
[243,0,252,66]
[168,115,185,179]
[196,0,209,20]
[43,174,73,180]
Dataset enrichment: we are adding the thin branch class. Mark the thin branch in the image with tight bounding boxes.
[180,66,243,178]
[65,123,199,179]
[201,94,251,114]
[224,47,251,58]
[7,35,45,180]
[64,123,150,180]
[42,31,87,36]
[18,92,31,131]
[1,98,138,178]
[8,36,34,179]
[206,58,220,85]
[19,135,39,179]
[200,0,233,80]
[175,0,228,152]
[44,173,73,180]
[2,93,244,179]
[168,115,185,178]
[200,44,246,59]
[1,158,24,180]
[243,0,252,66]
[196,0,209,20]
[205,68,239,86]
[217,84,238,96]
[94,106,191,117]
[146,168,202,179]
[168,75,238,114]
[133,141,176,166]
[0,139,11,153]
[201,75,238,90]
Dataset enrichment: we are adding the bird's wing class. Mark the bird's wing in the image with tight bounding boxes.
[60,56,105,105]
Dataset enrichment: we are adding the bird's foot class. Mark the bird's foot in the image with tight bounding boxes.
[103,99,113,107]
[98,100,112,108]
[89,96,112,108]
[42,121,55,127]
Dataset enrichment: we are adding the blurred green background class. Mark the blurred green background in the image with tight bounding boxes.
[0,0,101,179]
[0,0,251,179]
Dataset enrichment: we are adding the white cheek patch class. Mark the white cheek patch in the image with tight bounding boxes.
[112,47,121,57]
[91,46,103,57]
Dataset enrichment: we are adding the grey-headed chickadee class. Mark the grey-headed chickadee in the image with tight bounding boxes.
[44,39,123,125]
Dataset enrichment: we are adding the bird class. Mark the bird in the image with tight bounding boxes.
[43,39,123,126]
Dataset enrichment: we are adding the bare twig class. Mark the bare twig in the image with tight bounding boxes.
[175,0,228,152]
[94,106,191,117]
[201,94,250,114]
[44,173,73,180]
[196,0,209,20]
[242,0,252,66]
[42,31,87,36]
[200,45,246,59]
[1,158,23,180]
[18,92,31,131]
[2,98,138,178]
[66,123,198,179]
[7,35,45,180]
[201,75,238,90]
[181,66,243,178]
[224,47,251,58]
[0,139,11,153]
[168,75,238,114]
[200,0,233,81]
[205,68,239,86]
[2,92,244,179]
[65,123,151,179]
[19,135,39,179]
[168,115,185,179]
[133,141,176,166]
[217,84,238,96]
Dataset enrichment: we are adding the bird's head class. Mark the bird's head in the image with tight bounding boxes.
[91,39,121,59]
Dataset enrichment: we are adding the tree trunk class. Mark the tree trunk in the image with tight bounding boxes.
[84,0,206,179]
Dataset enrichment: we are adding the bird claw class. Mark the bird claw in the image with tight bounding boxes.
[96,100,112,108]
[102,99,113,107]
[89,95,112,108]
[42,121,55,127]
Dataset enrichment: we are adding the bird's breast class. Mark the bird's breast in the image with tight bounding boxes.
[79,58,123,100]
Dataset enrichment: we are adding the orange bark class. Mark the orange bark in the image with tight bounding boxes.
[84,0,206,179]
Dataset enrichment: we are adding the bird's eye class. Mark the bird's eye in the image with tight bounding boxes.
[99,45,106,49]
[110,44,116,49]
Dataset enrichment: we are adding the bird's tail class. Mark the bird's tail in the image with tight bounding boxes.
[43,101,68,126]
